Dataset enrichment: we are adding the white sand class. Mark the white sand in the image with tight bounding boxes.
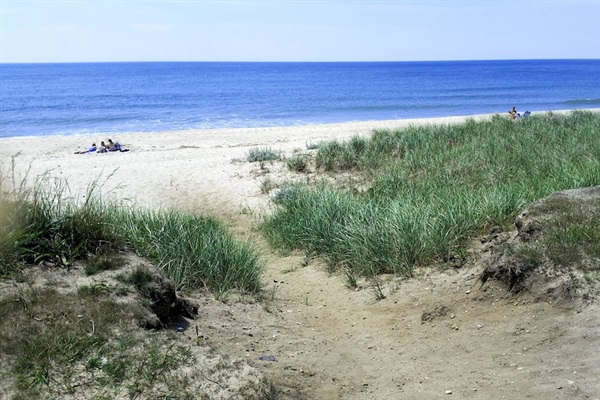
[0,110,596,218]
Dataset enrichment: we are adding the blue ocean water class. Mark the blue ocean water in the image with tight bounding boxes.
[1,60,599,138]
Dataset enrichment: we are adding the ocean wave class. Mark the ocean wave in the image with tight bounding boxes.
[563,99,600,105]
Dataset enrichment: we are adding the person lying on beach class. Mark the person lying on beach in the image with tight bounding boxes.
[74,143,97,154]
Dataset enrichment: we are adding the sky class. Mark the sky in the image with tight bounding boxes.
[1,0,599,63]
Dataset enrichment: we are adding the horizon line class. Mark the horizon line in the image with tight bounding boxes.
[2,57,600,65]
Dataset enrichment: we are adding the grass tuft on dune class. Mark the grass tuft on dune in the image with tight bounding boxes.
[261,111,600,277]
[0,175,263,297]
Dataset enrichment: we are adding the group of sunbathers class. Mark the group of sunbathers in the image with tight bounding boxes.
[508,107,531,120]
[75,138,129,154]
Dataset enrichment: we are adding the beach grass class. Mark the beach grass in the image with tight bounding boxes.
[261,111,600,277]
[111,208,263,297]
[0,175,263,297]
[0,177,121,277]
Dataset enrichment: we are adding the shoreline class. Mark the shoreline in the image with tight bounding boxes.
[1,112,495,142]
[1,109,598,217]
[2,107,599,142]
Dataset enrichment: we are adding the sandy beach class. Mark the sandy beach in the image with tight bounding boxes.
[1,113,498,218]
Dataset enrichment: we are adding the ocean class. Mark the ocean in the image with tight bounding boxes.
[1,60,599,138]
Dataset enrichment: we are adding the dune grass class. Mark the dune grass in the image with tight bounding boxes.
[111,208,263,297]
[0,176,263,297]
[0,177,120,277]
[261,111,600,277]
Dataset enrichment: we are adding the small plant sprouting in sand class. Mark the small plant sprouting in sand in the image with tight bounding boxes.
[261,177,276,194]
[282,265,299,274]
[371,269,385,301]
[305,141,319,150]
[301,254,311,268]
[77,282,112,297]
[370,275,386,301]
[345,268,358,290]
[259,283,280,313]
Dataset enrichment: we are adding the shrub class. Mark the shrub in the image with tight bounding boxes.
[247,147,279,162]
[305,141,319,150]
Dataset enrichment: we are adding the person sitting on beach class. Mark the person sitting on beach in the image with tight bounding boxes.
[107,138,130,152]
[97,141,108,153]
[74,143,97,154]
[106,138,122,152]
[509,106,521,119]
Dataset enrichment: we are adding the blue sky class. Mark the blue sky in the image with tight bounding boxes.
[1,0,599,63]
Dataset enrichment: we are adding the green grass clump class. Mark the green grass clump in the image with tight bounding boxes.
[260,176,276,194]
[117,264,155,290]
[77,282,112,297]
[316,133,402,171]
[110,209,263,297]
[1,175,263,297]
[0,179,120,277]
[262,111,600,278]
[247,146,279,162]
